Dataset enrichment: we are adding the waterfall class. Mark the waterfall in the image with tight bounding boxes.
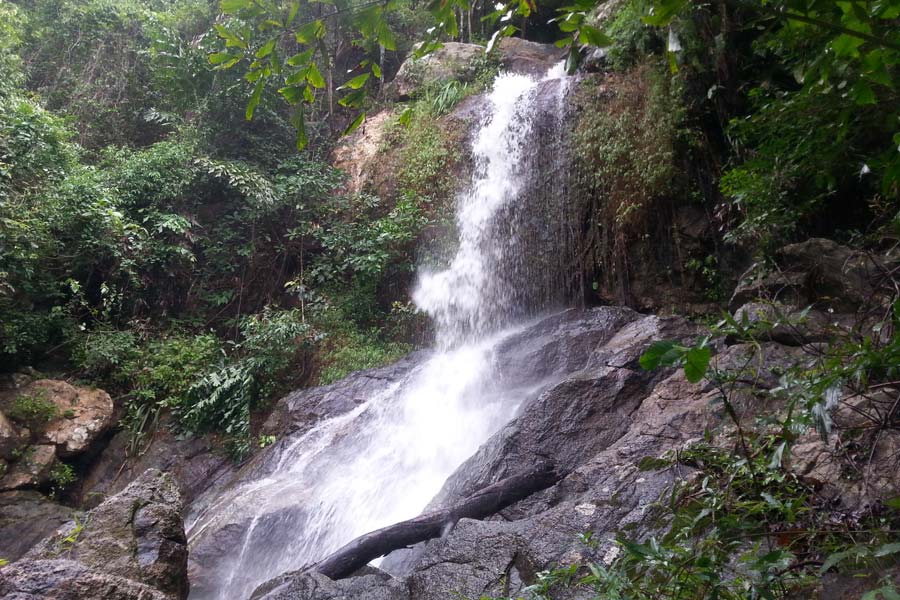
[185,63,571,600]
[415,63,571,348]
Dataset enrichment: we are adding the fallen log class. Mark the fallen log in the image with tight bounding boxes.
[315,461,564,580]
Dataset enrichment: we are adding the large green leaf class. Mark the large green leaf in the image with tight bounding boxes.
[343,111,366,136]
[287,48,315,67]
[642,0,688,26]
[306,62,326,88]
[246,79,265,120]
[295,20,325,44]
[639,340,679,371]
[579,25,613,47]
[214,24,248,49]
[683,346,711,382]
[338,72,370,90]
[221,0,253,14]
[255,38,277,59]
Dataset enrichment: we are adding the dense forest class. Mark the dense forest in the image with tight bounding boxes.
[0,0,899,597]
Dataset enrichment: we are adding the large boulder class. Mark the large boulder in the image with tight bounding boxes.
[0,559,167,600]
[262,351,428,438]
[0,411,27,460]
[390,39,562,100]
[0,444,56,491]
[496,37,562,76]
[0,491,72,562]
[391,42,484,99]
[730,237,895,312]
[0,379,114,492]
[28,379,115,457]
[22,468,189,599]
[252,569,407,600]
[79,418,232,509]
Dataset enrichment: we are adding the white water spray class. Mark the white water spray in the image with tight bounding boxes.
[186,63,570,600]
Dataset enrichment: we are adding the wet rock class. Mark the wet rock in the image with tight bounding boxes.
[0,444,56,491]
[790,411,900,511]
[0,490,72,561]
[496,38,562,76]
[262,351,427,437]
[25,468,189,599]
[731,301,840,345]
[391,42,484,99]
[79,419,232,509]
[26,380,115,457]
[729,238,893,312]
[581,47,609,72]
[380,312,709,581]
[0,411,26,460]
[251,569,408,600]
[0,559,167,600]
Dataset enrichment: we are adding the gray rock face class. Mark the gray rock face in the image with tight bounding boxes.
[0,491,72,562]
[0,411,25,461]
[0,444,56,491]
[730,237,895,312]
[496,37,563,76]
[380,312,709,585]
[24,468,189,599]
[262,351,428,438]
[252,569,407,600]
[195,307,712,600]
[79,420,233,509]
[391,42,484,99]
[0,559,167,600]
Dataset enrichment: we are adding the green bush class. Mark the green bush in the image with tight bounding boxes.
[117,333,222,454]
[8,390,59,428]
[603,0,661,72]
[48,462,77,495]
[317,322,411,385]
[180,308,318,459]
[72,329,139,378]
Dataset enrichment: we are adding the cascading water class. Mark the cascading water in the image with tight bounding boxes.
[186,62,571,600]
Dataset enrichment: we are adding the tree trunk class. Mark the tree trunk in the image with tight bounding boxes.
[315,461,564,580]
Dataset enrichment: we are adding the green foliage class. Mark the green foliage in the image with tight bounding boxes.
[72,329,139,379]
[112,333,221,454]
[639,338,711,383]
[623,298,900,599]
[603,0,661,72]
[317,320,411,385]
[0,1,25,96]
[428,80,469,116]
[392,103,459,201]
[574,63,681,227]
[181,308,317,459]
[49,462,77,496]
[8,390,59,428]
[58,515,84,553]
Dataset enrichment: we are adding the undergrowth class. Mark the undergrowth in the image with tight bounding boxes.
[478,284,900,599]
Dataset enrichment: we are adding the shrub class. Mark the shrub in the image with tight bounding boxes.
[48,462,77,496]
[180,308,319,459]
[118,333,223,455]
[317,323,411,385]
[73,329,139,378]
[603,0,661,72]
[8,389,58,428]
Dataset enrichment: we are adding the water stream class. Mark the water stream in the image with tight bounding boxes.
[186,63,571,600]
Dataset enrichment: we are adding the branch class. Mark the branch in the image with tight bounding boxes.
[314,461,565,580]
